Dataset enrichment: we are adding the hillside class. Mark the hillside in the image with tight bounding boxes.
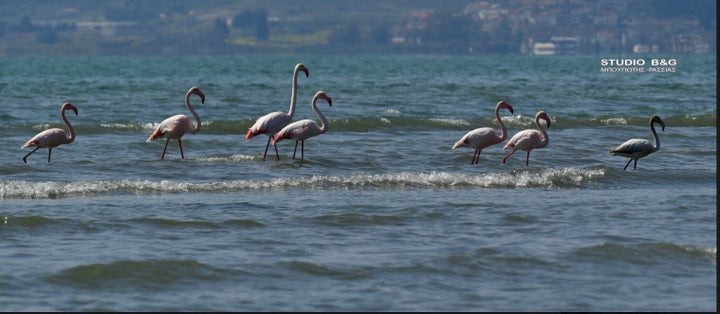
[0,0,715,55]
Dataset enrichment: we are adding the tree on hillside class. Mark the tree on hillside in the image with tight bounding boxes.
[211,18,229,45]
[232,8,269,41]
[370,25,391,45]
[420,9,474,45]
[255,8,269,41]
[17,16,33,32]
[36,26,58,44]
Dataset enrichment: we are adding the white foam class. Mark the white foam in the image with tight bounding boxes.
[99,122,152,130]
[31,123,53,130]
[0,168,606,199]
[598,117,628,125]
[191,154,258,162]
[429,118,471,126]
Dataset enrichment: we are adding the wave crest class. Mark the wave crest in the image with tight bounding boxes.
[0,168,605,199]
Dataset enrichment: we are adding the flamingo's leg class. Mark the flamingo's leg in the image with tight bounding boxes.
[300,141,305,161]
[292,141,299,159]
[623,159,632,171]
[161,138,170,159]
[178,139,184,159]
[22,146,41,164]
[525,150,531,167]
[273,141,280,160]
[262,136,272,161]
[47,148,53,163]
[472,148,481,165]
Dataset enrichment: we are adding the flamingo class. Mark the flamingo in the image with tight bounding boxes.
[272,91,332,161]
[146,86,205,159]
[246,63,309,161]
[22,102,78,163]
[452,100,514,165]
[502,110,551,166]
[610,115,665,170]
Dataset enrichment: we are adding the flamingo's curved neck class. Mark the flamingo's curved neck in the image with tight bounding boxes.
[495,105,508,141]
[535,116,549,148]
[287,68,302,118]
[186,91,201,134]
[62,108,75,144]
[312,98,329,134]
[650,122,661,153]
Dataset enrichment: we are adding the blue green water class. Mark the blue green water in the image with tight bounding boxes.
[0,54,716,311]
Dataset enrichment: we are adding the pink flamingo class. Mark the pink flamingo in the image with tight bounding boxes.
[610,115,665,170]
[502,111,551,166]
[146,86,205,159]
[452,100,514,165]
[22,102,78,163]
[246,63,309,161]
[272,91,332,160]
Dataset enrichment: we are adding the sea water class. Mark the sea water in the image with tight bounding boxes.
[0,54,716,311]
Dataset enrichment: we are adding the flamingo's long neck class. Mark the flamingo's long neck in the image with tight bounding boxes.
[495,105,508,141]
[287,68,301,118]
[650,121,661,153]
[535,116,549,148]
[312,97,329,134]
[62,108,75,144]
[186,91,201,134]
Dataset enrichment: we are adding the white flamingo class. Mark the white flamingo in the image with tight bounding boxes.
[502,111,551,166]
[610,115,665,170]
[272,91,332,161]
[22,102,78,163]
[146,86,205,159]
[452,100,514,165]
[246,63,309,161]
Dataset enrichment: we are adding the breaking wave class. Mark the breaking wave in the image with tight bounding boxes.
[1,168,605,199]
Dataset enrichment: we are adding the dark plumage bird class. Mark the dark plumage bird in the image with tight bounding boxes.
[610,115,665,170]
